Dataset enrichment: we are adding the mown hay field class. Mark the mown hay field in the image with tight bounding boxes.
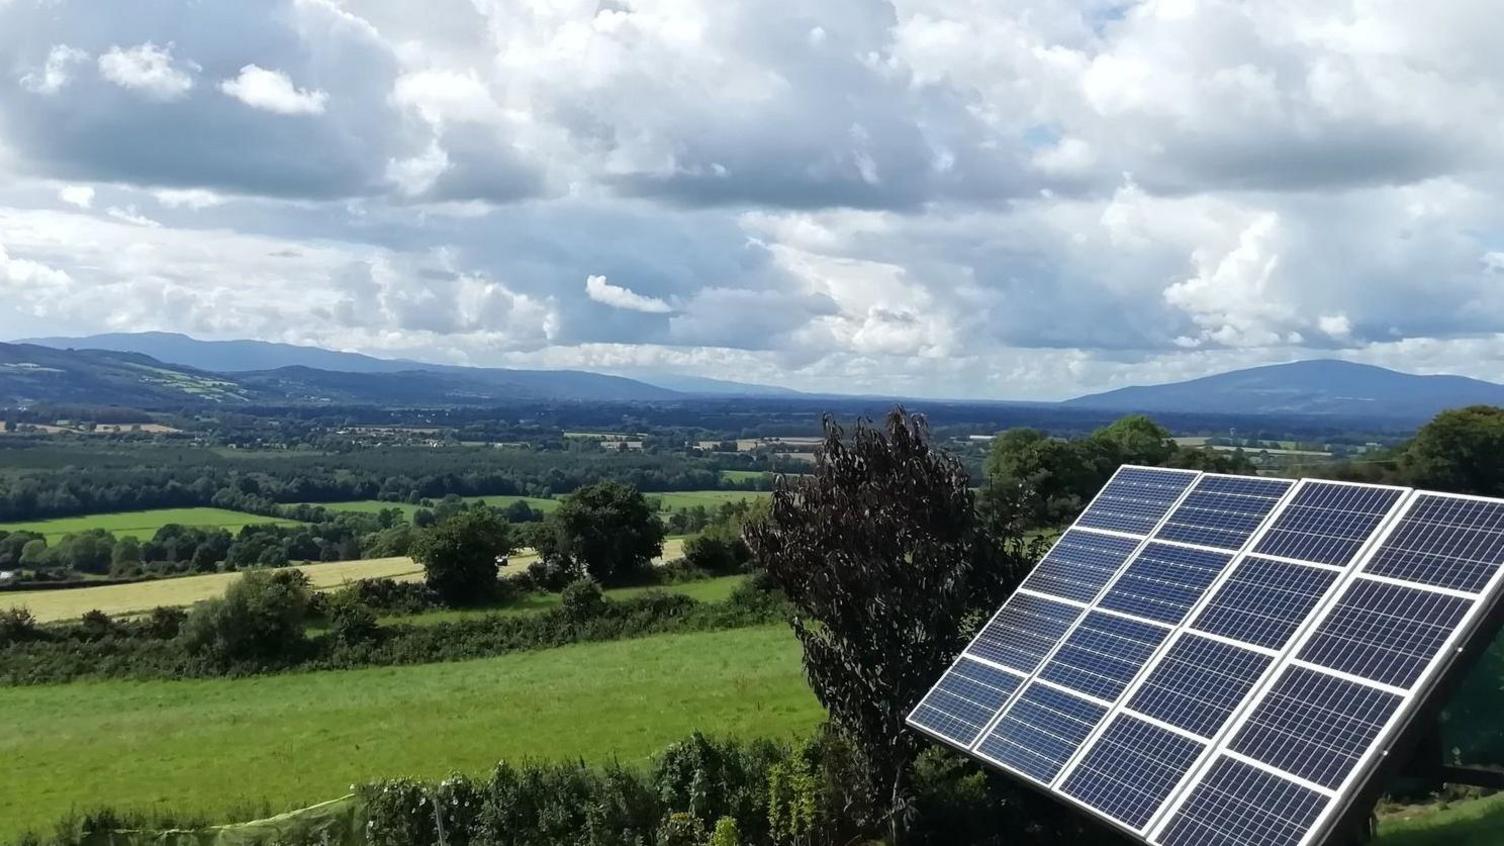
[0,624,819,841]
[4,537,687,623]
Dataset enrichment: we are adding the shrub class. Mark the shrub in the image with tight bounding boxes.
[78,610,120,641]
[0,607,38,645]
[560,577,607,621]
[179,569,312,667]
[681,535,750,576]
[708,817,741,846]
[526,556,580,592]
[329,598,380,646]
[140,606,187,639]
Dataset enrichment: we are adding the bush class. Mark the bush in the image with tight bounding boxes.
[329,597,380,646]
[140,606,187,639]
[0,607,38,645]
[560,578,607,621]
[78,609,120,641]
[526,556,580,592]
[179,569,312,667]
[411,510,516,606]
[681,535,750,576]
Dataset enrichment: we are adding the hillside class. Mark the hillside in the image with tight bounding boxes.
[0,341,682,407]
[1066,359,1504,420]
[23,331,782,399]
[0,343,258,406]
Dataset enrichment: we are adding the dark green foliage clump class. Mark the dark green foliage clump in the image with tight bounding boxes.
[411,509,516,606]
[539,481,666,585]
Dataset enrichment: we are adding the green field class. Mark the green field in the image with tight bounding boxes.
[0,507,300,544]
[0,624,819,841]
[305,495,560,518]
[386,574,748,626]
[1378,793,1504,845]
[650,490,770,511]
[720,470,768,483]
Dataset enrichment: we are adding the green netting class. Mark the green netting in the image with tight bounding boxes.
[76,796,364,846]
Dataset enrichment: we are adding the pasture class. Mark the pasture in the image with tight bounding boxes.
[305,495,559,518]
[5,537,687,622]
[0,507,300,544]
[650,490,770,511]
[0,624,819,841]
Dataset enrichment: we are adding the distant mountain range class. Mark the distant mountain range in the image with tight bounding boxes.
[6,334,1503,419]
[17,332,797,403]
[1065,359,1504,420]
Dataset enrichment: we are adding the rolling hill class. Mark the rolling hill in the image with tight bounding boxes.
[1066,359,1504,420]
[22,332,786,399]
[0,342,681,407]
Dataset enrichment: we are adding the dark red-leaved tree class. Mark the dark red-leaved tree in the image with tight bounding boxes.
[746,408,1040,843]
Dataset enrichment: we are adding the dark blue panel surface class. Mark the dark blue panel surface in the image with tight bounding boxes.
[1158,756,1329,846]
[1193,556,1341,650]
[965,593,1081,673]
[1363,494,1504,594]
[1253,483,1404,566]
[1098,543,1232,625]
[1297,579,1472,688]
[908,657,1023,749]
[1156,476,1293,551]
[976,683,1107,784]
[1060,714,1204,830]
[1128,634,1273,739]
[1076,467,1198,536]
[1021,529,1143,603]
[1230,665,1402,790]
[1038,611,1170,701]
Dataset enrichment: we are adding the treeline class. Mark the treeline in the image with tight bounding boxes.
[1307,405,1504,497]
[0,445,757,522]
[982,415,1256,527]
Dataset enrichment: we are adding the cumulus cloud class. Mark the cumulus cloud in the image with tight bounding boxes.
[19,45,89,95]
[57,185,94,209]
[220,65,328,115]
[153,188,224,209]
[97,42,194,99]
[0,0,1502,398]
[585,275,673,314]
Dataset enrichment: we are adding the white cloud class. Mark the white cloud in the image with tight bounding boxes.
[97,43,194,99]
[584,274,673,314]
[105,205,161,227]
[57,185,94,209]
[220,64,328,115]
[20,45,89,95]
[152,188,225,209]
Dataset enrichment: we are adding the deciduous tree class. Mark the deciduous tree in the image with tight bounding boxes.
[746,408,1039,843]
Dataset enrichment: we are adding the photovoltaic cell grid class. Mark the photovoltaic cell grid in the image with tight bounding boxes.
[908,466,1195,753]
[1252,482,1404,567]
[1075,467,1200,536]
[1157,489,1504,846]
[1156,476,1295,551]
[911,470,1504,846]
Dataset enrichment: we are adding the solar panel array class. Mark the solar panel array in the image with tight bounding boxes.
[908,467,1504,846]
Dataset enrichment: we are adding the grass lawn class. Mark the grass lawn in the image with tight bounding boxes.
[304,496,559,518]
[1377,793,1504,845]
[0,624,819,841]
[0,507,300,544]
[386,573,748,626]
[5,538,688,623]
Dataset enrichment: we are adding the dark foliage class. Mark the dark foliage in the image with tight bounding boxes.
[541,481,666,585]
[746,408,1040,842]
[411,510,516,606]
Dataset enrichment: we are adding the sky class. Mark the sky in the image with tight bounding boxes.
[0,0,1502,400]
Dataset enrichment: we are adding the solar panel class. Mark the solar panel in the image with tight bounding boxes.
[1098,543,1233,625]
[1076,466,1199,536]
[908,469,1504,846]
[1022,529,1144,603]
[1156,476,1295,551]
[1252,482,1404,566]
